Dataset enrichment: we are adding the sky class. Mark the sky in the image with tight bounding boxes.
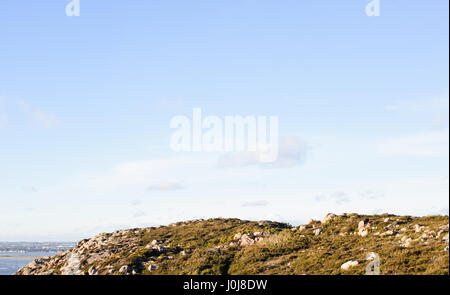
[0,0,448,241]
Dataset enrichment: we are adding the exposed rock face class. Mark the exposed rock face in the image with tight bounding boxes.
[14,215,449,275]
[380,230,397,237]
[400,236,413,248]
[415,224,425,233]
[314,228,323,236]
[239,234,256,246]
[321,213,337,224]
[298,225,310,231]
[119,265,128,275]
[230,231,273,247]
[358,219,371,237]
[307,219,316,225]
[61,252,82,275]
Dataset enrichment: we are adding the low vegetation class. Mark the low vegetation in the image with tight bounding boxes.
[15,214,449,275]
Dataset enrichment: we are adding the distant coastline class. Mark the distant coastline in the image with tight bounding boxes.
[0,255,49,259]
[0,251,63,275]
[0,243,75,275]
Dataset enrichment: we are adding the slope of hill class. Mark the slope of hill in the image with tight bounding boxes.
[15,213,449,275]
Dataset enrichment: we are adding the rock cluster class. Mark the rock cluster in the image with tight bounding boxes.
[321,213,337,224]
[358,219,370,237]
[15,227,172,275]
[229,231,273,247]
[14,215,449,275]
[314,228,323,236]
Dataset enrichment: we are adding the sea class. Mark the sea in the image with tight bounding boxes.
[0,252,55,275]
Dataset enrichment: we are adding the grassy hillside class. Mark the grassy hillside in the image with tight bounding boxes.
[16,213,449,275]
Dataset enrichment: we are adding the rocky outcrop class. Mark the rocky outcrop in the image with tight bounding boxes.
[358,219,371,237]
[314,228,323,236]
[61,252,82,275]
[321,213,337,224]
[15,214,449,275]
[229,231,273,247]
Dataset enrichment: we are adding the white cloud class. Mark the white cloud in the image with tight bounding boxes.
[242,200,269,207]
[359,190,385,200]
[218,152,259,168]
[431,207,449,216]
[17,100,59,128]
[81,156,209,193]
[218,136,308,169]
[22,186,38,193]
[133,211,147,218]
[384,95,449,113]
[147,182,184,192]
[314,192,351,205]
[378,130,449,156]
[385,95,449,130]
[130,199,142,206]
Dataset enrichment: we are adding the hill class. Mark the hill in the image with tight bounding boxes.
[15,213,449,275]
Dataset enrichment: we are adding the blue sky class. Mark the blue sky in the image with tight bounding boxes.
[0,0,448,241]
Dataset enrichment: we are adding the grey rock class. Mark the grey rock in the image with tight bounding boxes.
[314,228,323,236]
[119,265,128,274]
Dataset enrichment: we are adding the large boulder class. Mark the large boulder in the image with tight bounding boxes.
[321,213,336,224]
[307,219,316,225]
[341,260,359,271]
[119,265,128,274]
[239,234,256,246]
[298,225,310,231]
[61,252,83,275]
[314,228,323,236]
[358,219,370,237]
[415,224,425,233]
